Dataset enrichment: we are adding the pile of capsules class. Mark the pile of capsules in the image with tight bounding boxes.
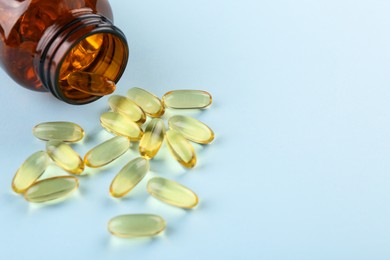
[11,87,214,238]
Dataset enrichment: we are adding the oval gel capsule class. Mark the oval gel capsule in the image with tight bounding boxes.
[108,214,166,238]
[108,95,146,124]
[162,90,212,109]
[12,151,51,193]
[147,177,199,209]
[84,136,130,168]
[33,121,84,142]
[100,111,143,141]
[110,157,150,198]
[46,140,84,174]
[168,115,214,144]
[139,118,165,159]
[24,176,79,203]
[67,71,116,96]
[127,87,164,117]
[165,129,196,168]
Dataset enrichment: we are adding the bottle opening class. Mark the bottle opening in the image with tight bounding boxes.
[56,32,128,103]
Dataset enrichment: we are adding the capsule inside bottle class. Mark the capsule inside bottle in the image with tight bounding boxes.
[55,32,129,104]
[67,71,116,96]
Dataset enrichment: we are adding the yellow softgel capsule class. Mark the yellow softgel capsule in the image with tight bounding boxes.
[108,95,146,124]
[46,140,84,174]
[162,90,212,109]
[127,87,165,117]
[100,111,143,141]
[24,176,79,203]
[110,157,149,198]
[68,34,103,71]
[33,121,84,142]
[147,177,199,209]
[139,118,165,159]
[12,151,51,193]
[67,71,116,96]
[84,136,130,168]
[165,129,196,168]
[108,214,166,238]
[59,34,104,79]
[168,115,214,144]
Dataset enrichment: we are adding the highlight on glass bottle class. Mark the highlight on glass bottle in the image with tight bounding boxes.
[0,0,129,104]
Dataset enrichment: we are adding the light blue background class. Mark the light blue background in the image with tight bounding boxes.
[1,0,390,259]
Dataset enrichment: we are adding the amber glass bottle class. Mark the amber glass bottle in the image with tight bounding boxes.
[0,0,129,104]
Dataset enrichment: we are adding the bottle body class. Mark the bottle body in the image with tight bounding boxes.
[0,0,128,104]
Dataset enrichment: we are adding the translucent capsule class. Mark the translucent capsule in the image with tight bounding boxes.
[108,214,166,238]
[162,90,212,109]
[12,151,51,193]
[168,115,214,144]
[108,95,146,124]
[100,112,143,141]
[67,71,116,96]
[110,157,149,198]
[127,87,165,117]
[147,177,199,209]
[46,140,84,174]
[139,118,165,159]
[33,121,84,142]
[24,176,79,203]
[165,129,196,168]
[71,34,103,69]
[60,34,104,78]
[84,136,130,168]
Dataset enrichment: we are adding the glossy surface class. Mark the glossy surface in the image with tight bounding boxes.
[84,136,130,168]
[147,177,199,209]
[162,90,212,109]
[67,71,116,96]
[110,157,149,198]
[24,176,79,203]
[168,115,215,144]
[0,0,114,91]
[108,95,146,124]
[1,1,384,259]
[60,34,104,80]
[165,129,197,168]
[100,111,143,141]
[46,140,84,174]
[33,121,84,142]
[139,118,165,159]
[108,214,166,238]
[12,151,50,193]
[71,34,103,70]
[127,87,165,117]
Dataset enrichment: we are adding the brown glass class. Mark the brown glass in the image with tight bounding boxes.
[0,0,128,104]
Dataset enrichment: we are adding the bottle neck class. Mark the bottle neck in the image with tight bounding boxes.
[35,10,129,105]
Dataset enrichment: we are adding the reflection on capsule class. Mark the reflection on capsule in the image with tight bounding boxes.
[147,177,199,209]
[127,87,164,117]
[108,214,166,238]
